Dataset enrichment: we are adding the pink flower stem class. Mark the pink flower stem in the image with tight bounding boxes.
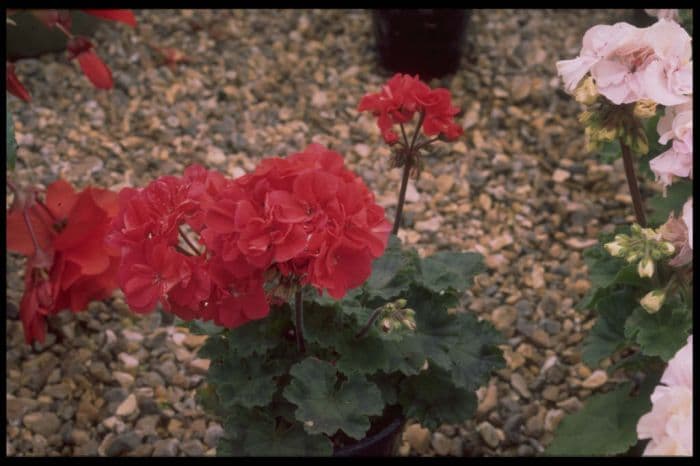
[392,112,425,235]
[295,290,305,353]
[619,139,647,227]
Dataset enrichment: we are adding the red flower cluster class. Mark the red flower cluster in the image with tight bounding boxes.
[107,144,391,329]
[357,73,463,144]
[6,9,136,102]
[7,180,120,344]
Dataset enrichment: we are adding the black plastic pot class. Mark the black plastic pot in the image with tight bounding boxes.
[333,417,405,457]
[372,9,471,80]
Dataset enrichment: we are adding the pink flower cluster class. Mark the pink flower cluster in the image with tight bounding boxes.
[650,102,693,191]
[556,19,692,106]
[107,144,391,329]
[637,335,693,456]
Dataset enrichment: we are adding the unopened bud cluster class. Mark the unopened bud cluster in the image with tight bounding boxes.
[604,224,675,279]
[380,298,416,333]
[578,99,650,155]
[640,289,666,314]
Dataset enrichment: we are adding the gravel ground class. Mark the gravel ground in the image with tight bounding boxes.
[6,9,651,457]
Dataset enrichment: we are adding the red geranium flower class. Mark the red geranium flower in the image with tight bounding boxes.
[358,73,463,143]
[7,180,120,344]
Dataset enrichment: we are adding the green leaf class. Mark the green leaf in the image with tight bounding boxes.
[647,180,693,226]
[363,235,418,301]
[283,358,383,440]
[398,367,477,431]
[583,243,627,290]
[445,313,505,390]
[219,407,332,456]
[184,319,225,337]
[212,354,289,409]
[624,303,692,361]
[418,251,484,293]
[582,288,636,367]
[368,372,402,406]
[197,334,228,361]
[7,104,17,170]
[597,139,620,165]
[225,306,292,358]
[544,382,653,456]
[408,285,504,387]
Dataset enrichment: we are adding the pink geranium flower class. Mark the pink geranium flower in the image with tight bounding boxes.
[637,335,693,456]
[650,102,693,191]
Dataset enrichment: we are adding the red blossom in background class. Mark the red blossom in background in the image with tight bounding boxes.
[81,9,137,28]
[67,36,114,90]
[6,9,136,101]
[6,62,31,102]
[358,73,463,144]
[7,180,120,344]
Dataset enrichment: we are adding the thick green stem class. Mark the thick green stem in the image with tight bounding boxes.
[295,290,305,353]
[355,305,384,340]
[619,139,647,227]
[392,112,426,235]
[392,160,412,235]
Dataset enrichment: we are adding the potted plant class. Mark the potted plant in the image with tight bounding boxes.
[547,14,693,456]
[6,69,503,455]
[371,9,471,79]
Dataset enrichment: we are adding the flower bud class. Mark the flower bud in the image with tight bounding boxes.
[630,224,643,235]
[604,241,625,257]
[574,77,599,106]
[640,289,666,314]
[579,111,594,125]
[633,99,657,119]
[395,299,407,309]
[626,252,641,263]
[659,241,676,256]
[641,227,660,241]
[614,234,630,244]
[597,126,618,143]
[637,257,655,278]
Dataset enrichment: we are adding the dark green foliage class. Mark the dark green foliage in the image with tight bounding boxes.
[545,381,655,456]
[195,238,501,455]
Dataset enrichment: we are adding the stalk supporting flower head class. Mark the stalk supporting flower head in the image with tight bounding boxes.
[358,73,463,234]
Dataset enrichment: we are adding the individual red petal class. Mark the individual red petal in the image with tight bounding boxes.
[45,179,78,220]
[76,50,113,90]
[6,62,31,102]
[81,9,137,27]
[54,190,106,251]
[266,190,308,223]
[204,199,239,234]
[64,233,111,276]
[6,206,54,256]
[272,224,307,263]
[66,36,94,60]
[123,273,161,313]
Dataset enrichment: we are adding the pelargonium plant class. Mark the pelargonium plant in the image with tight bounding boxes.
[6,73,504,456]
[547,14,692,457]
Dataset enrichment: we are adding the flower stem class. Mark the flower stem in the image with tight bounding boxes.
[392,159,412,235]
[392,112,426,235]
[619,139,647,227]
[355,305,384,339]
[295,290,305,353]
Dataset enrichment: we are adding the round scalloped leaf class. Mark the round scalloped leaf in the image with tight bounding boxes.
[283,358,383,440]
